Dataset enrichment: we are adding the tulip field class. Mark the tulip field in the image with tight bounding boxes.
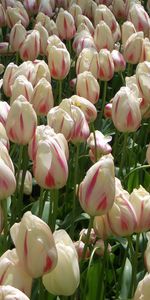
[1,0,150,299]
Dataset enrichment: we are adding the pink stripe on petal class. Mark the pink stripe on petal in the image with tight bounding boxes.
[44,255,52,273]
[85,167,99,205]
[24,230,28,257]
[96,195,107,211]
[45,169,55,187]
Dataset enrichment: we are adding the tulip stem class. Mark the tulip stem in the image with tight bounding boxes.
[81,216,94,261]
[90,122,98,162]
[100,81,107,126]
[127,234,139,298]
[119,72,125,85]
[58,80,62,104]
[49,189,59,232]
[1,199,8,252]
[119,133,128,177]
[38,188,45,217]
[18,145,29,219]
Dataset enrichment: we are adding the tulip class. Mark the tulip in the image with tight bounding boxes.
[87,130,112,162]
[76,71,100,104]
[112,21,121,43]
[0,4,6,27]
[73,26,95,55]
[94,4,117,32]
[34,22,49,55]
[0,155,16,201]
[98,49,114,81]
[74,240,90,259]
[133,273,150,300]
[0,141,14,172]
[43,230,80,296]
[94,21,114,52]
[33,59,51,86]
[76,14,94,36]
[56,9,76,40]
[6,95,37,145]
[130,186,150,233]
[6,5,29,28]
[9,21,26,52]
[69,4,82,24]
[123,32,144,64]
[115,177,130,200]
[31,78,54,116]
[23,0,39,15]
[94,239,111,256]
[112,86,141,132]
[10,211,58,278]
[128,3,150,36]
[104,102,112,119]
[47,45,70,80]
[79,154,115,216]
[112,0,130,20]
[76,48,99,79]
[79,228,96,244]
[33,136,68,189]
[38,0,54,17]
[19,30,40,61]
[0,123,9,150]
[121,21,136,47]
[10,75,33,105]
[0,101,10,127]
[136,61,150,105]
[0,249,32,297]
[18,170,32,195]
[36,12,58,36]
[140,38,150,62]
[70,105,90,144]
[47,35,66,50]
[111,50,126,72]
[69,95,97,123]
[0,285,30,300]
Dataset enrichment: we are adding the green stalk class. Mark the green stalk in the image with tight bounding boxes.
[38,188,45,218]
[99,240,109,300]
[127,235,139,298]
[58,80,62,104]
[90,122,98,162]
[119,72,125,85]
[1,199,8,252]
[119,133,128,177]
[49,189,59,232]
[100,81,107,126]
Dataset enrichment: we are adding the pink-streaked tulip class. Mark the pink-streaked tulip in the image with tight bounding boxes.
[76,71,100,104]
[112,86,141,132]
[94,4,117,32]
[47,46,70,80]
[128,3,150,37]
[10,211,58,278]
[23,0,39,15]
[33,60,51,86]
[94,214,112,240]
[0,285,30,300]
[43,230,80,296]
[69,4,82,24]
[123,32,144,64]
[6,5,29,28]
[112,0,130,20]
[70,106,90,144]
[18,170,32,195]
[19,30,40,61]
[112,21,121,43]
[0,141,14,172]
[69,95,97,123]
[69,0,86,13]
[111,49,126,72]
[79,228,96,244]
[36,12,58,36]
[76,14,94,36]
[31,78,54,116]
[0,123,9,150]
[38,0,54,17]
[130,186,150,233]
[79,154,115,216]
[136,61,150,104]
[146,144,150,164]
[98,49,114,81]
[104,102,112,119]
[34,22,49,55]
[6,95,37,145]
[133,273,150,300]
[47,107,74,141]
[115,177,130,200]
[47,34,66,50]
[10,75,33,105]
[74,240,90,259]
[53,132,69,161]
[0,101,10,127]
[84,0,97,20]
[0,4,6,27]
[140,38,150,62]
[56,9,76,40]
[87,130,112,162]
[73,27,95,55]
[0,249,32,297]
[9,21,26,52]
[0,156,16,201]
[121,21,136,48]
[33,137,68,189]
[94,239,111,256]
[76,48,99,79]
[94,21,114,52]
[0,42,14,54]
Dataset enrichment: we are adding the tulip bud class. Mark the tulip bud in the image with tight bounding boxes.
[47,46,70,80]
[94,214,112,240]
[10,211,58,278]
[43,230,80,296]
[38,0,54,17]
[18,170,32,195]
[104,102,112,119]
[112,0,130,20]
[111,49,126,72]
[79,228,96,244]
[0,249,32,297]
[128,3,150,36]
[87,130,112,162]
[33,137,68,189]
[121,21,136,47]
[31,78,54,116]
[130,186,150,233]
[94,21,114,52]
[19,30,40,61]
[112,86,141,132]
[112,21,121,43]
[76,71,100,104]
[133,273,150,300]
[123,32,144,64]
[69,95,97,123]
[74,240,90,259]
[34,22,49,55]
[98,49,114,81]
[6,5,29,28]
[56,9,76,40]
[9,21,26,52]
[3,62,18,96]
[0,123,9,150]
[10,75,33,105]
[6,95,37,145]
[79,154,115,216]
[94,4,117,32]
[76,48,99,79]
[0,4,6,27]
[0,101,10,127]
[0,285,30,300]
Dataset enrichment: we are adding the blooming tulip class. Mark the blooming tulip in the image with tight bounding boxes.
[10,75,33,105]
[94,21,114,52]
[76,14,94,36]
[69,4,82,24]
[69,95,97,123]
[70,105,90,144]
[0,285,30,300]
[10,211,58,278]
[36,12,58,36]
[56,9,76,40]
[23,0,39,15]
[76,71,100,104]
[112,0,130,20]
[19,30,40,61]
[38,0,54,17]
[98,49,114,81]
[47,45,70,80]
[73,26,95,55]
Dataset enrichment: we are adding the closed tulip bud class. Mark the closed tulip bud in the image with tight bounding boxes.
[10,211,58,278]
[104,103,112,119]
[94,214,112,239]
[0,156,16,201]
[47,107,74,140]
[33,137,68,189]
[70,95,97,123]
[19,30,40,61]
[130,186,150,233]
[0,123,9,150]
[76,71,100,104]
[94,4,117,32]
[0,249,32,297]
[31,78,54,116]
[77,14,94,36]
[112,87,141,132]
[70,0,86,13]
[112,0,130,20]
[74,240,90,259]
[128,4,150,37]
[38,0,53,17]
[111,49,126,72]
[79,154,115,216]
[56,9,76,40]
[18,170,32,195]
[136,61,150,104]
[87,130,112,162]
[76,48,99,79]
[98,49,114,81]
[47,46,70,80]
[34,22,49,55]
[94,21,114,52]
[121,21,136,47]
[6,5,29,28]
[124,32,144,64]
[140,38,150,62]
[9,21,26,52]
[133,273,150,300]
[0,285,30,300]
[69,4,82,23]
[43,230,80,296]
[0,101,10,127]
[10,75,33,105]
[0,4,6,27]
[53,132,69,161]
[146,144,150,164]
[6,95,37,145]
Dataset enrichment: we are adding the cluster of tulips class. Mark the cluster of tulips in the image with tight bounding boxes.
[0,0,150,299]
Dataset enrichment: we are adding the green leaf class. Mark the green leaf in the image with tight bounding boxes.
[119,258,132,300]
